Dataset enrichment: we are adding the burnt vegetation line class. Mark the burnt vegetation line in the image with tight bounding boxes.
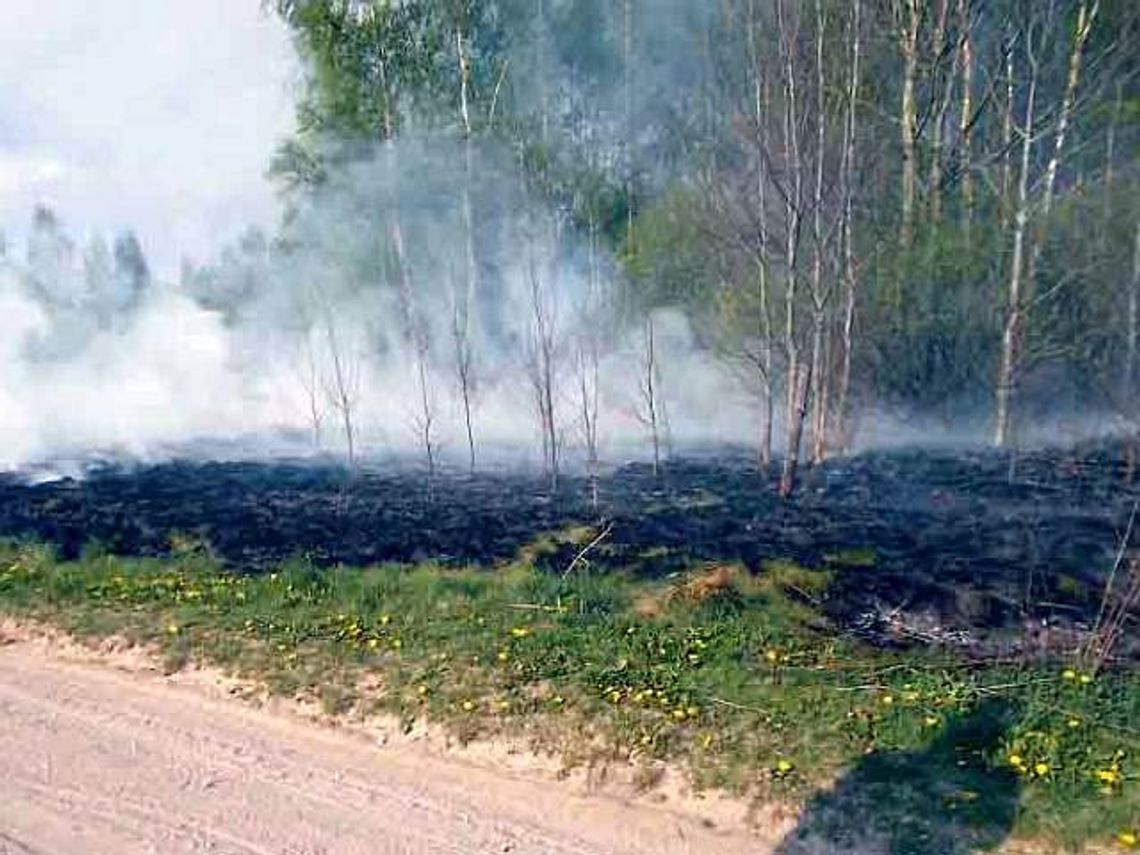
[2,438,1139,660]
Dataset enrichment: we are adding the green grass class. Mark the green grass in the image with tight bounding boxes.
[0,539,1136,852]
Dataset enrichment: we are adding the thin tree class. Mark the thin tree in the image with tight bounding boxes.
[321,305,358,467]
[808,0,832,466]
[637,314,663,477]
[994,25,1038,449]
[454,14,479,472]
[895,0,921,249]
[957,0,976,235]
[835,0,863,453]
[527,255,560,490]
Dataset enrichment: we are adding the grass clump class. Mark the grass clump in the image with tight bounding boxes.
[0,540,1136,852]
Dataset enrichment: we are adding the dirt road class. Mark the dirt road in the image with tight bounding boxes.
[0,636,771,855]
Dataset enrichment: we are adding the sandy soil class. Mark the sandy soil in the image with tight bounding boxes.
[0,626,780,855]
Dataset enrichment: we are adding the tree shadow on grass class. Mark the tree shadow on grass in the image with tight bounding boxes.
[775,699,1021,855]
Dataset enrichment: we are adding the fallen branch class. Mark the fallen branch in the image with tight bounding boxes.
[711,696,771,717]
[560,522,614,583]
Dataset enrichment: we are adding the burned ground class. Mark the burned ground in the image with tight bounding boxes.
[0,441,1136,655]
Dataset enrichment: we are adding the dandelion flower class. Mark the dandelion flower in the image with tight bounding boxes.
[1007,753,1025,768]
[775,759,794,775]
[498,651,509,662]
[672,708,687,721]
[510,627,530,638]
[881,695,894,706]
[1034,762,1050,777]
[1079,673,1093,685]
[1118,831,1138,849]
[417,684,429,696]
[1062,669,1077,681]
[461,700,476,712]
[924,716,940,727]
[764,649,780,664]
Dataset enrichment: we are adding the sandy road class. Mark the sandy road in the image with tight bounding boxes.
[0,637,772,855]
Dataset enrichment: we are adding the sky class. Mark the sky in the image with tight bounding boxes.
[0,1,296,279]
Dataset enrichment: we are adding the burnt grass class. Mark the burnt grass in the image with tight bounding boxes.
[1,440,1137,655]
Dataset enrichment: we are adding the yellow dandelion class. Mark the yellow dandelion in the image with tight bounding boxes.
[498,650,509,662]
[461,700,476,712]
[672,708,688,721]
[775,759,794,775]
[510,627,530,638]
[1079,673,1093,685]
[764,649,780,663]
[390,638,402,650]
[165,623,179,635]
[881,695,894,706]
[924,715,940,727]
[417,684,429,696]
[1008,753,1025,768]
[1067,717,1081,728]
[1061,669,1078,681]
[1096,769,1123,785]
[1118,831,1138,849]
[1034,762,1050,777]
[367,638,380,649]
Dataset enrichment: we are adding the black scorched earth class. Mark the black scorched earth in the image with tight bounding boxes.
[0,441,1136,658]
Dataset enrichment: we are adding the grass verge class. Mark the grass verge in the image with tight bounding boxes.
[0,539,1136,852]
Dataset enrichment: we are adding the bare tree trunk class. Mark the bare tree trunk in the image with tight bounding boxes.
[957,0,975,235]
[323,308,356,467]
[640,315,662,477]
[926,0,952,224]
[778,0,805,497]
[1026,0,1099,284]
[452,298,476,472]
[299,323,324,449]
[999,33,1015,234]
[579,216,602,507]
[809,0,828,466]
[455,23,478,472]
[1126,218,1140,415]
[747,0,774,470]
[527,256,559,490]
[835,0,862,452]
[781,361,813,497]
[415,335,437,480]
[897,0,920,248]
[994,37,1038,448]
